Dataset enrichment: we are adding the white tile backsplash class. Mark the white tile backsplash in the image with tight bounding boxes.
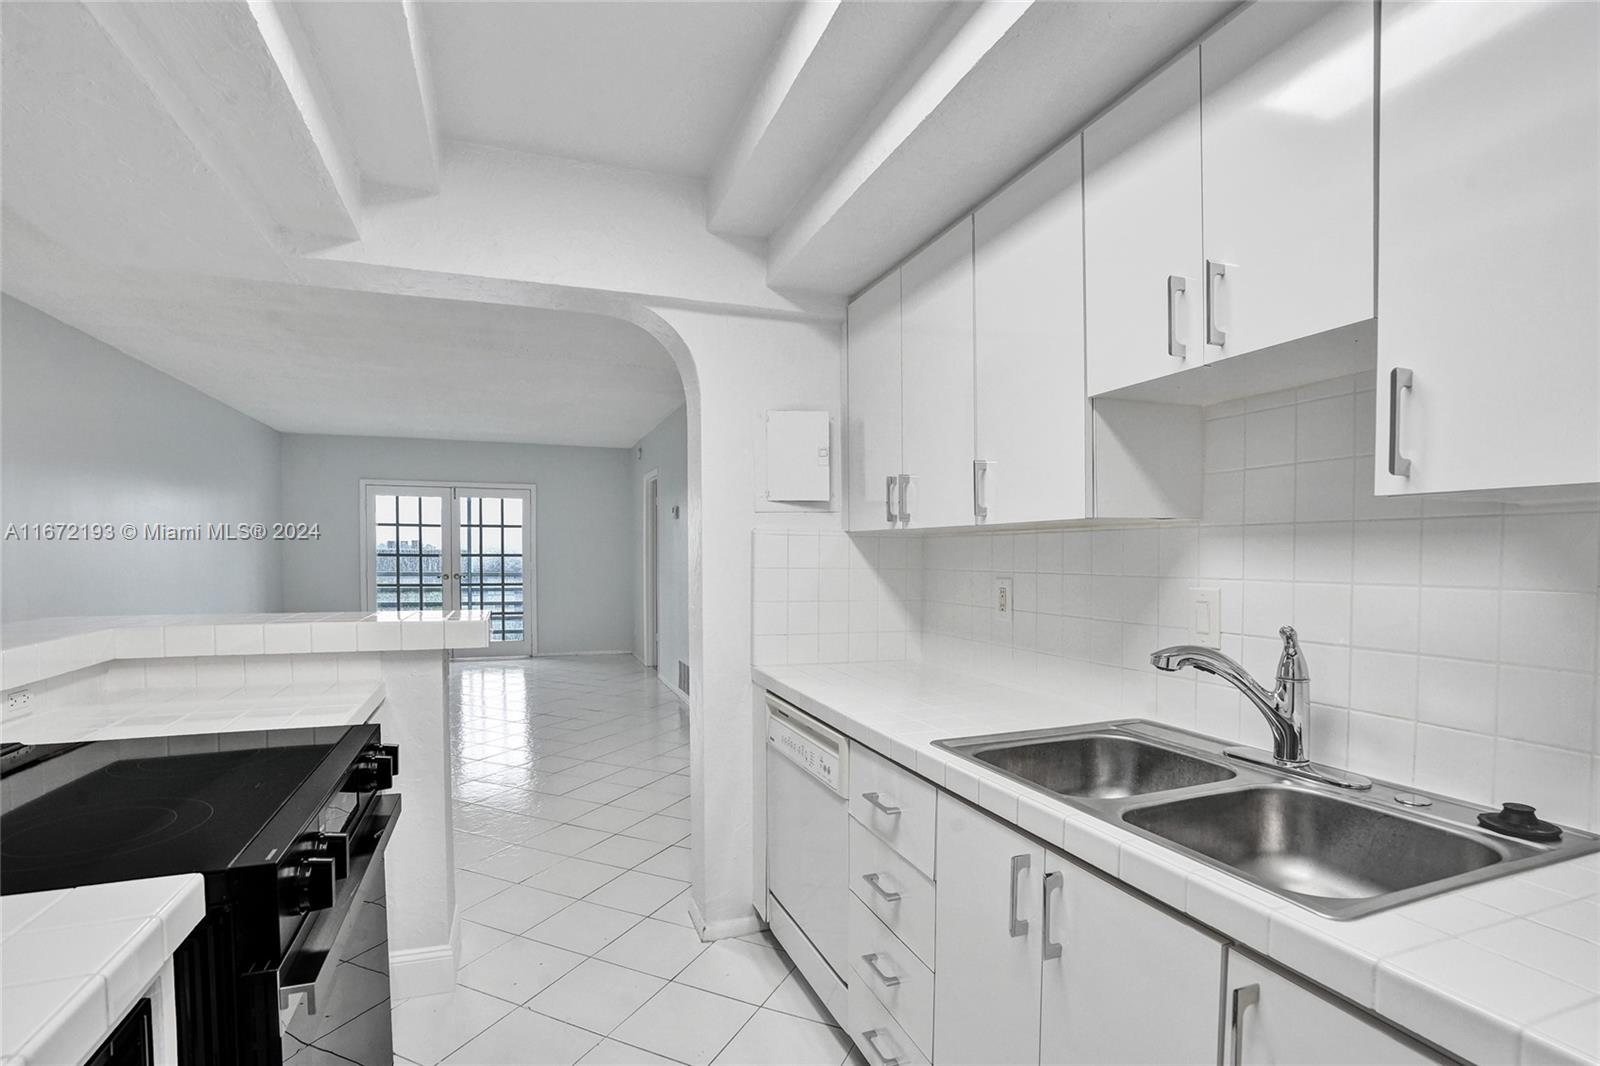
[753,374,1600,828]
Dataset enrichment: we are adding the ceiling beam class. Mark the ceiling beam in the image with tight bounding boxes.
[706,0,954,239]
[85,0,363,251]
[289,0,442,199]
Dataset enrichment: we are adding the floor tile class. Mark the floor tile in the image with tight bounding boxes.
[526,900,644,954]
[391,986,516,1066]
[456,869,515,910]
[466,843,568,883]
[712,1009,849,1066]
[610,984,756,1066]
[462,883,575,934]
[526,857,630,898]
[582,834,670,869]
[595,917,709,979]
[458,920,516,967]
[526,957,667,1034]
[675,939,792,1005]
[577,1039,681,1065]
[619,815,692,844]
[635,846,691,881]
[454,831,512,867]
[458,935,587,1004]
[587,871,690,916]
[442,1007,602,1065]
[570,805,653,834]
[652,891,695,928]
[761,970,833,1026]
[531,824,618,856]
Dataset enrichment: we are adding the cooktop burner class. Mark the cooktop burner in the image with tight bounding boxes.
[1,743,338,895]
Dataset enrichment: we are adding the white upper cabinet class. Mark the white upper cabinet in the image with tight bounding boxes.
[1375,0,1599,496]
[1224,950,1448,1065]
[974,137,1089,525]
[1040,856,1223,1066]
[899,219,976,529]
[931,792,1043,1066]
[1200,1,1375,362]
[1084,49,1204,396]
[846,269,903,531]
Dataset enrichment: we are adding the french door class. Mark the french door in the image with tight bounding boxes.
[362,482,536,657]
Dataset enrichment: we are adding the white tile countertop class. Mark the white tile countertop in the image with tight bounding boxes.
[756,662,1600,1066]
[0,875,205,1066]
[0,610,492,690]
[0,680,385,745]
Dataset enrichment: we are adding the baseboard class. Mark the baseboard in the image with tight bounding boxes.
[689,896,766,941]
[535,649,634,657]
[389,907,460,999]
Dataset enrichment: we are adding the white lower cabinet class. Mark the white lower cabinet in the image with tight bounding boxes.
[1223,950,1449,1066]
[851,893,936,1059]
[932,793,1044,1066]
[1040,856,1224,1065]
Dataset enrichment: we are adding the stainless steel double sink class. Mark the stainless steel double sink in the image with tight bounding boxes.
[935,721,1600,919]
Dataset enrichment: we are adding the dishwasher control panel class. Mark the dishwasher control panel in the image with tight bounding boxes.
[767,698,846,795]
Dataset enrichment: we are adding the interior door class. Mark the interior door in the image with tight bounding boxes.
[453,490,534,658]
[366,485,452,616]
[364,483,535,657]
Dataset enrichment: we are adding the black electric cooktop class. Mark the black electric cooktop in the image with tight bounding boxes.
[0,730,368,896]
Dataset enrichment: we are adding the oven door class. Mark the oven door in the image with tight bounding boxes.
[279,793,400,1065]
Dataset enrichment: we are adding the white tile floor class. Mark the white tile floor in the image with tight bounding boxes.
[389,655,855,1066]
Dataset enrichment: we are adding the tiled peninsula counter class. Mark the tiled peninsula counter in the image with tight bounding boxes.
[1,611,492,1008]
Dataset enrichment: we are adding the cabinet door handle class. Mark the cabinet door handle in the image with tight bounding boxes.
[1167,275,1188,358]
[861,1028,901,1066]
[861,872,902,903]
[885,475,898,524]
[973,460,993,521]
[1041,870,1064,960]
[1008,853,1031,938]
[860,952,902,987]
[1206,260,1229,346]
[862,791,902,816]
[896,474,912,524]
[1229,982,1260,1066]
[1388,367,1414,477]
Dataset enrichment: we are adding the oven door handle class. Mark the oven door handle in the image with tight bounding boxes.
[277,793,401,1013]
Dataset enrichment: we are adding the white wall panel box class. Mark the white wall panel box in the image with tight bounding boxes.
[765,410,831,502]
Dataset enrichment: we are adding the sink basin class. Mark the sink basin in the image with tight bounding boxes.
[1123,785,1505,900]
[958,733,1235,799]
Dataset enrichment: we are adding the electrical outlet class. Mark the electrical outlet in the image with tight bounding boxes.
[1191,587,1221,648]
[6,689,32,711]
[994,576,1012,615]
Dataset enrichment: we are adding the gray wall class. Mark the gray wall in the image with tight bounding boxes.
[632,405,689,693]
[279,434,636,654]
[1,296,284,622]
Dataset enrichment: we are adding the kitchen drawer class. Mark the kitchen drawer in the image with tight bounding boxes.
[850,972,930,1066]
[849,894,934,1058]
[849,743,937,876]
[849,818,936,968]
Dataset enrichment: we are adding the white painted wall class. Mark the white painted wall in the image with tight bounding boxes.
[632,405,689,692]
[277,433,636,655]
[0,296,284,622]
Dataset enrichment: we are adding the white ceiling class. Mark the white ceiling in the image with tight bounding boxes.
[421,0,798,178]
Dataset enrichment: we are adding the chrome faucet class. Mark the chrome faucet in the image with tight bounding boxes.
[1151,626,1370,790]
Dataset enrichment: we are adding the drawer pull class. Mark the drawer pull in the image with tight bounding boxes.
[1230,983,1260,1066]
[860,952,901,987]
[862,791,902,816]
[1008,853,1031,938]
[862,1028,902,1066]
[1042,869,1064,961]
[861,872,902,903]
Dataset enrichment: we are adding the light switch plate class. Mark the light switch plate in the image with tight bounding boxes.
[994,576,1013,616]
[1191,586,1221,647]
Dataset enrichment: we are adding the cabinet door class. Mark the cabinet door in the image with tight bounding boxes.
[846,269,903,530]
[1040,856,1223,1066]
[932,793,1042,1066]
[975,137,1089,525]
[1375,0,1599,495]
[1084,49,1203,396]
[1224,950,1448,1065]
[1200,2,1375,362]
[900,218,976,529]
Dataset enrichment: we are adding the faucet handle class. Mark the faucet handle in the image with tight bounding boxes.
[1277,626,1309,681]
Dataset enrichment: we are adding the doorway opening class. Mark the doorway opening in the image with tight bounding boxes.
[642,469,660,672]
[360,480,537,657]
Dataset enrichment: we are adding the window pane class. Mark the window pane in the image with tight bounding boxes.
[421,495,442,524]
[398,495,419,523]
[502,497,522,525]
[376,494,397,523]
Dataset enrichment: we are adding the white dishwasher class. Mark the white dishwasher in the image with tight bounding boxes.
[765,694,850,1025]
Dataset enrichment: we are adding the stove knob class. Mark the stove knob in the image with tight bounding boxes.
[307,832,349,878]
[286,856,337,914]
